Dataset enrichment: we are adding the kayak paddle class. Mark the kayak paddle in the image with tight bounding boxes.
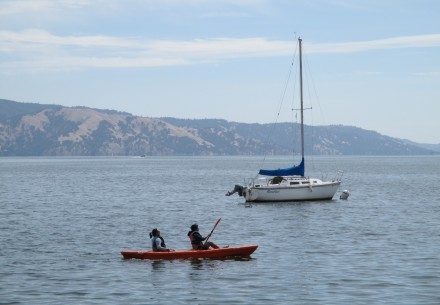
[204,218,221,245]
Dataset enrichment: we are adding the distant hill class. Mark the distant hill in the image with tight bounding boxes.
[0,99,437,156]
[401,140,440,153]
[0,99,61,122]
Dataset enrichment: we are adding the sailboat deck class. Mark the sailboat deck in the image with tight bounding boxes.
[253,176,329,188]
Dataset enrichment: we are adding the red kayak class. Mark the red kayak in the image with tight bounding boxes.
[121,245,258,260]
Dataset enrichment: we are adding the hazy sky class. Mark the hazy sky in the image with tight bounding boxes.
[1,0,439,144]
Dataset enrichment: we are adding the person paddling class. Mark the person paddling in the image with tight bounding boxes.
[187,224,219,250]
[150,228,173,252]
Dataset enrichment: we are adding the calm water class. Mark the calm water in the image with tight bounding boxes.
[1,156,440,305]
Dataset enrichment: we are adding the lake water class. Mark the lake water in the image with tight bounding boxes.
[1,156,440,304]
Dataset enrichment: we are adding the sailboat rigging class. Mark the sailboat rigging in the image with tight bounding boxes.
[226,38,342,202]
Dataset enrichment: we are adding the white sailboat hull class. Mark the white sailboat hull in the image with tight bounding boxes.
[244,178,341,202]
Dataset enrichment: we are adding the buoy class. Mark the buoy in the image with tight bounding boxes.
[340,190,350,200]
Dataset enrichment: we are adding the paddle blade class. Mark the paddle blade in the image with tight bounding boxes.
[212,218,221,231]
[205,218,221,245]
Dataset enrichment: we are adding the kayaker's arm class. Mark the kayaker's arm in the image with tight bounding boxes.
[192,231,207,241]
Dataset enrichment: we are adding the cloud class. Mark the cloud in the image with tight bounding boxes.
[0,0,267,16]
[307,35,440,53]
[0,29,138,48]
[1,30,440,73]
[0,0,93,15]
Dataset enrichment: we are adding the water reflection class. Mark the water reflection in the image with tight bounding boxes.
[151,260,165,271]
[189,257,254,270]
[189,258,214,270]
[145,257,256,273]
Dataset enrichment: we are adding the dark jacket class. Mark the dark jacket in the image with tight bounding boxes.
[187,231,206,249]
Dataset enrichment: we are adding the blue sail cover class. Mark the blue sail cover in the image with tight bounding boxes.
[259,158,305,177]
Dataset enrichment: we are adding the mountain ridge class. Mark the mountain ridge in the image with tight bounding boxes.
[0,99,438,156]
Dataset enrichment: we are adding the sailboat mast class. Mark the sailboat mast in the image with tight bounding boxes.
[299,38,304,159]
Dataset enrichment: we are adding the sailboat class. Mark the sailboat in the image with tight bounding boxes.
[226,38,342,202]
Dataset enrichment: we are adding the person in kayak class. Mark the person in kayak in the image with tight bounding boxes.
[150,228,173,252]
[187,224,219,250]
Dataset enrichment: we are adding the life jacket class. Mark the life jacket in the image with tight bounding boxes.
[151,236,158,251]
[188,231,203,248]
[151,236,166,251]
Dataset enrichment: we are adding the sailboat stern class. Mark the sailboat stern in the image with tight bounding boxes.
[225,184,259,201]
[243,186,259,202]
[225,184,246,197]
